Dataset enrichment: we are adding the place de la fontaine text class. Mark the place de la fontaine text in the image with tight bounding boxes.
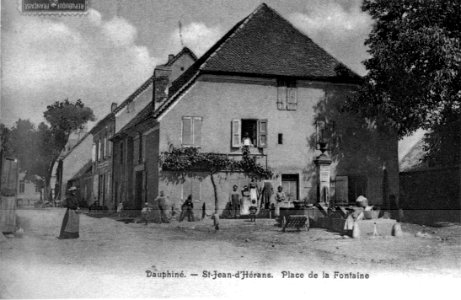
[145,270,370,280]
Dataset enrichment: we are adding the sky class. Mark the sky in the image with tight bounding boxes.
[0,0,420,157]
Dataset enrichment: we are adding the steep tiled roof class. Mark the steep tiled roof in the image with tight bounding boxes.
[154,3,361,119]
[60,131,91,160]
[69,160,92,182]
[202,4,356,78]
[89,75,154,134]
[118,3,362,134]
[112,103,154,140]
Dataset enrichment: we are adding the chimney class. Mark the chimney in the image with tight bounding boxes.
[168,54,175,63]
[111,102,117,112]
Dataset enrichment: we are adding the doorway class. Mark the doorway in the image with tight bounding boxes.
[135,171,143,210]
[282,174,299,200]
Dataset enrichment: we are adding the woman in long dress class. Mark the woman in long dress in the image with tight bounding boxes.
[58,186,80,239]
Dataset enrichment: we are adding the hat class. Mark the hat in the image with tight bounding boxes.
[68,186,77,191]
[356,195,367,203]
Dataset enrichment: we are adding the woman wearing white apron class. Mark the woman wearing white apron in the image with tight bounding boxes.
[275,185,286,217]
[240,185,251,215]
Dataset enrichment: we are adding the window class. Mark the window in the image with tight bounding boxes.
[19,180,25,194]
[138,133,143,163]
[108,129,113,157]
[35,184,40,193]
[120,141,124,165]
[99,139,103,161]
[278,133,283,144]
[92,143,96,162]
[95,141,99,162]
[231,119,268,148]
[103,136,107,159]
[133,136,139,164]
[182,116,202,147]
[277,78,297,110]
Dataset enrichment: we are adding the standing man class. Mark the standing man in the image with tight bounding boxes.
[180,195,195,222]
[156,191,169,223]
[229,185,241,219]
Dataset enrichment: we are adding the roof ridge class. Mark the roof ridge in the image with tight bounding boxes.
[113,74,154,114]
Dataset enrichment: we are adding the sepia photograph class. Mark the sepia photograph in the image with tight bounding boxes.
[0,0,460,298]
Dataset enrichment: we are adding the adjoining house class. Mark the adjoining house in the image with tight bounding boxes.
[54,128,92,203]
[399,138,461,223]
[111,48,197,211]
[111,3,400,216]
[16,172,42,207]
[67,161,93,207]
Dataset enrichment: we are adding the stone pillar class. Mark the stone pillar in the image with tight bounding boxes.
[315,152,332,206]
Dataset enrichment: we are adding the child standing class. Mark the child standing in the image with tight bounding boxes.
[141,202,151,225]
[249,200,257,222]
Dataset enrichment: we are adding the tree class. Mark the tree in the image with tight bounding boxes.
[39,99,95,201]
[422,113,460,166]
[160,146,272,214]
[348,0,461,140]
[7,120,40,177]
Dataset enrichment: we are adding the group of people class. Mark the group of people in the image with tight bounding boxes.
[58,187,199,240]
[140,191,170,225]
[225,181,288,220]
[58,180,291,239]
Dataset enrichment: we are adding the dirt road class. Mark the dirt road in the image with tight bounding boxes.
[1,209,460,298]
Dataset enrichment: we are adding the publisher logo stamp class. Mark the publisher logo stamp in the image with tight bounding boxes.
[20,0,88,15]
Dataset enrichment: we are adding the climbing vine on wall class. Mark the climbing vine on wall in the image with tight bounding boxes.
[159,146,273,179]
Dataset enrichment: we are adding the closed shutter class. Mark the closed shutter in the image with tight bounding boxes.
[99,140,103,161]
[287,87,297,110]
[257,119,268,148]
[231,119,241,148]
[277,85,287,110]
[182,117,193,145]
[193,117,202,146]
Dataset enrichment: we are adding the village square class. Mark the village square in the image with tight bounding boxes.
[1,0,460,298]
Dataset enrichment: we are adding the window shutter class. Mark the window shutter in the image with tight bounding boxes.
[193,117,202,146]
[231,119,241,148]
[182,117,193,145]
[287,87,298,110]
[103,136,107,158]
[108,140,112,157]
[92,144,96,162]
[257,119,268,148]
[277,85,287,110]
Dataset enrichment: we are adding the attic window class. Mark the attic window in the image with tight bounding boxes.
[277,78,297,111]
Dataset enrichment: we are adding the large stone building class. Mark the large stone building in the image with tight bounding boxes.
[112,3,400,215]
